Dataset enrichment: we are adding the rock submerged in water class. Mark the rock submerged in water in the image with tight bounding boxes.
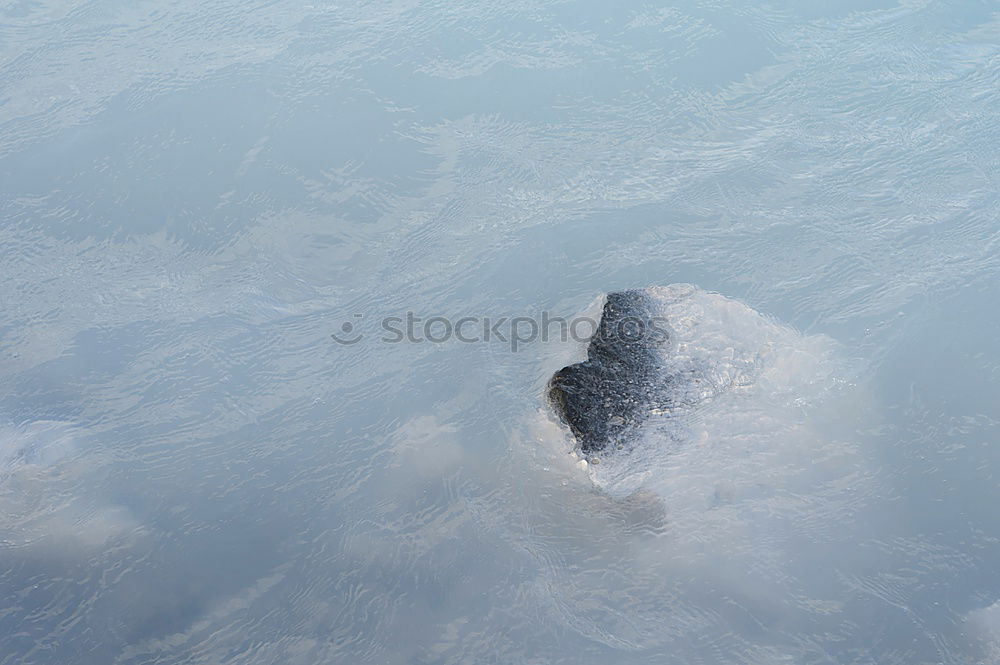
[547,284,783,457]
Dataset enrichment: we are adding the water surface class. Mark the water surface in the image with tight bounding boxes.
[2,1,999,663]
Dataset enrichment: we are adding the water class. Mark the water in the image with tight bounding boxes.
[1,1,999,663]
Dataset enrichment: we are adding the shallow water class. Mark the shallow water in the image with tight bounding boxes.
[2,1,999,663]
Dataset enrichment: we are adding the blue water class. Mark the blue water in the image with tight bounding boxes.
[2,1,999,663]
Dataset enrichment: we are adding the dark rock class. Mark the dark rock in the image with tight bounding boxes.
[548,290,673,454]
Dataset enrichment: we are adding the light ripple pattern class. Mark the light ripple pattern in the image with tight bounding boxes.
[1,0,1000,663]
